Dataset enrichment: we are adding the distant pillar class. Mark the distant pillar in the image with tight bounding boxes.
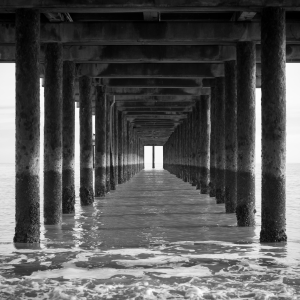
[152,145,155,169]
[194,102,200,189]
[224,60,237,213]
[209,87,216,197]
[123,118,128,182]
[215,78,225,204]
[200,95,211,194]
[14,9,40,243]
[62,61,75,214]
[127,122,131,180]
[114,105,119,186]
[44,43,63,225]
[118,111,124,184]
[79,76,94,205]
[236,41,256,226]
[110,102,116,190]
[95,86,106,197]
[260,7,287,242]
[106,95,111,192]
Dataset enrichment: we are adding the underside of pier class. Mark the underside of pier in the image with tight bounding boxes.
[5,1,294,243]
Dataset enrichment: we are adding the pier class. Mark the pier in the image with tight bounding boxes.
[2,2,292,244]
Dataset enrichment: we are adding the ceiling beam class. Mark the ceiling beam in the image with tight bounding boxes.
[1,1,300,12]
[1,22,300,45]
[76,63,224,78]
[105,87,210,96]
[3,45,300,62]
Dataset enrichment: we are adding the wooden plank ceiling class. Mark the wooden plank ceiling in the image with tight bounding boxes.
[0,1,299,145]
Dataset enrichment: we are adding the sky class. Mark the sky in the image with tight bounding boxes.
[0,63,300,164]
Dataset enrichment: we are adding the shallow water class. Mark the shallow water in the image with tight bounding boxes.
[0,164,299,299]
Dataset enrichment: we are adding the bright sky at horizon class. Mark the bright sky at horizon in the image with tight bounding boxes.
[0,63,300,164]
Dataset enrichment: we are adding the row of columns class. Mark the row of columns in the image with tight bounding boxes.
[164,7,287,243]
[14,9,144,243]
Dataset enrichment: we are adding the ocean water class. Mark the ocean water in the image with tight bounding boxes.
[0,163,299,299]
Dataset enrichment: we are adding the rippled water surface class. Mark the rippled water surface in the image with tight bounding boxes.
[0,164,299,299]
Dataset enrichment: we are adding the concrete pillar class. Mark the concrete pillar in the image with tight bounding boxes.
[127,122,132,179]
[79,76,94,205]
[14,9,40,243]
[62,61,75,213]
[152,145,155,169]
[95,86,106,197]
[200,95,211,194]
[123,118,128,182]
[118,111,123,184]
[209,87,216,197]
[194,102,201,189]
[215,77,225,204]
[191,108,197,186]
[44,43,63,225]
[260,7,287,242]
[236,42,256,226]
[224,60,237,213]
[110,102,116,191]
[106,95,111,192]
[114,105,119,186]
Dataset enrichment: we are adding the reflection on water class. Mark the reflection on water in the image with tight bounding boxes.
[0,165,299,299]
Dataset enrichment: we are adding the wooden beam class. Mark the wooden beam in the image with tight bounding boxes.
[0,22,299,45]
[106,87,210,96]
[1,1,300,12]
[2,45,300,63]
[76,63,224,78]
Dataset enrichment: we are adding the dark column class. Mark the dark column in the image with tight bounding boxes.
[127,122,131,180]
[209,87,216,197]
[14,9,40,243]
[106,95,111,192]
[79,76,94,205]
[44,43,63,225]
[200,95,211,194]
[95,86,106,197]
[110,102,116,190]
[118,111,124,184]
[194,102,201,189]
[224,60,237,213]
[114,105,119,186]
[215,78,225,204]
[62,61,75,214]
[152,145,155,169]
[236,42,256,226]
[123,117,128,182]
[260,7,287,242]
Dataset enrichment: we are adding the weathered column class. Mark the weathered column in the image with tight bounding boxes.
[44,43,63,225]
[224,60,237,213]
[118,111,123,184]
[152,145,155,169]
[183,121,188,182]
[123,117,128,182]
[14,9,40,243]
[194,102,201,189]
[95,86,106,197]
[236,42,256,226]
[190,108,197,186]
[79,76,94,205]
[215,78,225,204]
[114,105,119,186]
[127,122,132,179]
[62,61,75,213]
[209,87,216,197]
[200,95,211,194]
[260,7,287,242]
[110,102,116,190]
[106,95,111,192]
